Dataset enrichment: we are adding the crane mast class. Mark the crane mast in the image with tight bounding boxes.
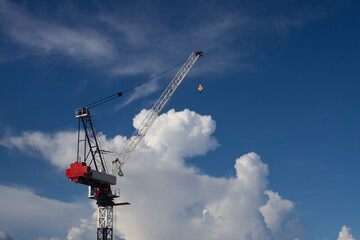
[112,51,203,176]
[66,51,203,240]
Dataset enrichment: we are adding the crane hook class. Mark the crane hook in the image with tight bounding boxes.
[198,84,203,93]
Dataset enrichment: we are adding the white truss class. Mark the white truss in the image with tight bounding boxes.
[97,206,113,240]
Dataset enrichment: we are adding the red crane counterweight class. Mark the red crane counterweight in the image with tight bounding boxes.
[66,162,91,183]
[66,162,116,186]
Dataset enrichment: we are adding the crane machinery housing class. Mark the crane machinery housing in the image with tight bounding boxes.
[66,51,203,240]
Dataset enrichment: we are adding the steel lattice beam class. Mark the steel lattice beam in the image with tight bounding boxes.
[112,51,203,176]
[97,206,113,240]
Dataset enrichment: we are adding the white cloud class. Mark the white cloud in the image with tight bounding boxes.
[65,218,95,240]
[116,79,160,109]
[0,131,78,169]
[286,218,305,240]
[1,109,300,240]
[0,185,93,240]
[0,130,127,171]
[0,0,323,77]
[35,238,62,240]
[260,191,294,232]
[33,215,96,240]
[0,0,116,63]
[98,15,149,49]
[0,0,230,74]
[133,109,219,161]
[66,226,84,240]
[338,225,355,240]
[0,231,13,240]
[185,153,272,240]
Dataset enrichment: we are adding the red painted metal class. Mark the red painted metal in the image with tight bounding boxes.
[66,162,91,182]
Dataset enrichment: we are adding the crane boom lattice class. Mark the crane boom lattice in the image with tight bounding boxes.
[112,51,203,176]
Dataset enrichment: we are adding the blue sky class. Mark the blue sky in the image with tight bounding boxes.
[0,0,359,239]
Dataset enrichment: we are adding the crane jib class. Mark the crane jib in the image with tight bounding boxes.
[112,51,203,177]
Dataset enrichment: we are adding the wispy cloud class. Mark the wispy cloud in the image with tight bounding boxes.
[0,0,116,64]
[0,0,325,76]
[99,15,149,48]
[116,79,160,109]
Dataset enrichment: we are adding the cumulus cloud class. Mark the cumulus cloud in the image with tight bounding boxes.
[186,153,272,240]
[114,151,274,240]
[133,109,219,160]
[338,225,355,240]
[33,218,96,240]
[65,218,96,240]
[0,185,93,240]
[0,109,300,240]
[0,231,13,240]
[286,218,305,240]
[260,191,294,232]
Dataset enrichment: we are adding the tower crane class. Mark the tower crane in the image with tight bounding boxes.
[66,51,203,240]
